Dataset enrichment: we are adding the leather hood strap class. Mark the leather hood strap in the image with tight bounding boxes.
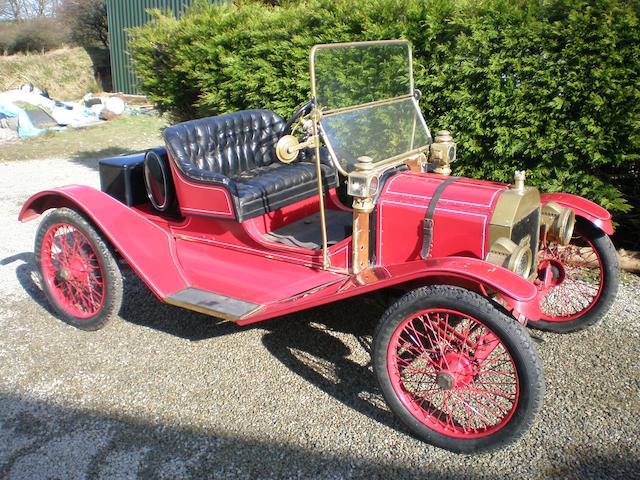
[421,176,458,259]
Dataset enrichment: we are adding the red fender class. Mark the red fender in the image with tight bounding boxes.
[541,192,614,235]
[370,257,542,321]
[19,186,189,298]
[238,256,541,325]
[19,187,541,324]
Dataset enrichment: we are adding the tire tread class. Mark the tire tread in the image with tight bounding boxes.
[373,285,544,453]
[34,207,123,331]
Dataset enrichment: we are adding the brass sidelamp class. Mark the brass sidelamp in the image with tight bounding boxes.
[349,156,378,274]
[430,130,457,176]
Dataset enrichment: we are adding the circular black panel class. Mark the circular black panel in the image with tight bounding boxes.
[144,150,173,212]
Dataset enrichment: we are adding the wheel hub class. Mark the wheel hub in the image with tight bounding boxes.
[59,268,71,281]
[538,259,565,287]
[436,352,475,389]
[436,372,455,390]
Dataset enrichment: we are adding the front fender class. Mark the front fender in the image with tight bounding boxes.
[380,257,541,319]
[541,192,613,235]
[235,256,542,326]
[19,186,188,298]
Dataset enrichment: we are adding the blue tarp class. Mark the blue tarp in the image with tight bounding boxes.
[0,100,43,138]
[0,88,101,138]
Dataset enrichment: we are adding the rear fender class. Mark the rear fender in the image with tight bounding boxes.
[541,192,613,235]
[19,186,188,298]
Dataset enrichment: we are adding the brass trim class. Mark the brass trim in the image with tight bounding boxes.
[541,202,575,246]
[317,122,347,176]
[488,187,541,247]
[322,94,414,117]
[319,96,430,175]
[366,146,430,170]
[276,135,301,163]
[508,243,533,278]
[310,107,330,269]
[310,40,431,177]
[489,185,541,278]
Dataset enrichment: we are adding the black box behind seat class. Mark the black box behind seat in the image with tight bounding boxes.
[98,153,148,206]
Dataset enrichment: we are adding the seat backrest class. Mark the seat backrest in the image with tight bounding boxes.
[163,109,284,178]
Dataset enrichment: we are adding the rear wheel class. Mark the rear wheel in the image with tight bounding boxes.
[373,286,543,453]
[35,208,123,331]
[529,217,619,333]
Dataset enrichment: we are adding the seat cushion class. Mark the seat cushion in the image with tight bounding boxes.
[162,109,338,221]
[234,161,337,220]
[164,109,285,180]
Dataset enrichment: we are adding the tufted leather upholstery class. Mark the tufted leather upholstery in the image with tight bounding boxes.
[163,109,337,221]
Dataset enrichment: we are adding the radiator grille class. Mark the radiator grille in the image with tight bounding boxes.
[511,208,540,274]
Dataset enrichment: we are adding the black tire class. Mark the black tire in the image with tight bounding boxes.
[373,285,544,453]
[34,208,123,331]
[529,218,620,333]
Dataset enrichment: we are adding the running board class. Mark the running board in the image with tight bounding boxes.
[166,288,262,321]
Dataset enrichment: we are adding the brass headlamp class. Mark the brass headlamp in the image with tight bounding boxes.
[486,237,533,279]
[430,130,457,176]
[541,202,575,246]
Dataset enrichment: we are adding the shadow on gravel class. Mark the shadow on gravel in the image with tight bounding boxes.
[0,392,473,479]
[260,299,415,438]
[117,270,408,438]
[6,249,392,433]
[3,252,56,317]
[117,269,405,436]
[8,250,407,440]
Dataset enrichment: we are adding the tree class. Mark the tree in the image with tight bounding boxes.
[0,0,59,20]
[58,0,107,47]
[0,0,26,20]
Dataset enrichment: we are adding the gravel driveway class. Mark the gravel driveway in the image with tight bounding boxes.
[1,157,639,479]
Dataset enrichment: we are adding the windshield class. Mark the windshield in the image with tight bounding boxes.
[311,40,431,173]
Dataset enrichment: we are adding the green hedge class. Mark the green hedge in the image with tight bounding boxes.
[129,0,639,217]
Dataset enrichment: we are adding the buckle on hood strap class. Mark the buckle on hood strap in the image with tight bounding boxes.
[421,176,458,259]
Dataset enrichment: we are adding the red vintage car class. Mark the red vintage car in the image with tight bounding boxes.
[19,40,619,453]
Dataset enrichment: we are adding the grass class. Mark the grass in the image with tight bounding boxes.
[0,115,168,163]
[0,47,100,101]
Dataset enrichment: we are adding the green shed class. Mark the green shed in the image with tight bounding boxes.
[106,0,224,94]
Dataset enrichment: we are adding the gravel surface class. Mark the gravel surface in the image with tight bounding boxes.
[1,158,639,479]
[0,127,19,145]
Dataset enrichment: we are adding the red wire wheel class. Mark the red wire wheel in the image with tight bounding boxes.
[35,208,123,331]
[373,286,543,453]
[530,217,619,333]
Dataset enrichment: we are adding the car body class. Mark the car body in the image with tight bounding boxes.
[19,40,619,453]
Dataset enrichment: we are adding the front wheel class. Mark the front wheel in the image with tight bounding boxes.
[529,217,620,333]
[373,286,544,453]
[35,207,123,331]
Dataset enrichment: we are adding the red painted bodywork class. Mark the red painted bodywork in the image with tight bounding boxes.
[19,173,543,323]
[375,172,506,264]
[169,158,237,219]
[20,186,190,298]
[541,192,614,235]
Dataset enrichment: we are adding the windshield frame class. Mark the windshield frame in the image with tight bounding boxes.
[309,39,415,114]
[309,40,431,175]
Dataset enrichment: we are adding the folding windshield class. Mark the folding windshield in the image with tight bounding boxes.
[310,40,431,173]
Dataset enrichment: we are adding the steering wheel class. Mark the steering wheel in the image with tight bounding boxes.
[276,100,317,164]
[283,100,314,136]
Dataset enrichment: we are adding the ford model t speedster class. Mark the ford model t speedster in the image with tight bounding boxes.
[19,41,619,453]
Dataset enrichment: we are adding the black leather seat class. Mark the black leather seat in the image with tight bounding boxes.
[163,109,337,221]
